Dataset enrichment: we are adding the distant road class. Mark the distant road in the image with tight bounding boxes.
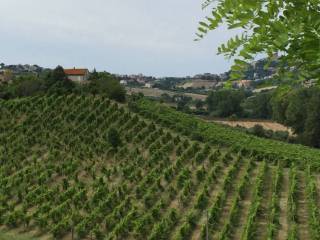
[126,87,207,101]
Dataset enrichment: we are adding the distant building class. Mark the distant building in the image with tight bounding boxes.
[120,80,128,85]
[145,83,152,88]
[64,68,89,82]
[304,79,318,88]
[236,80,252,89]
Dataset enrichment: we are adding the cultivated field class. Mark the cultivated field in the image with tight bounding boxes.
[1,95,319,240]
[178,80,216,90]
[211,119,293,135]
[126,87,207,100]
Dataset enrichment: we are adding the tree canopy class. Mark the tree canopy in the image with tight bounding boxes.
[198,0,320,81]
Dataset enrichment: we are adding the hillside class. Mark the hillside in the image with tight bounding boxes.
[133,99,320,170]
[1,95,320,240]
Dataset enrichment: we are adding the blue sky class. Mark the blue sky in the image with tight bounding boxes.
[0,0,238,77]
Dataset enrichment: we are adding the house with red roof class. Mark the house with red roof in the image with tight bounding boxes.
[64,68,89,82]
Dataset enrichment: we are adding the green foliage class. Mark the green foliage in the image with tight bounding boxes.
[206,89,246,117]
[45,66,75,94]
[272,87,320,147]
[1,94,320,240]
[89,72,126,102]
[108,127,121,148]
[198,0,320,81]
[0,68,126,103]
[134,98,320,169]
[242,91,273,119]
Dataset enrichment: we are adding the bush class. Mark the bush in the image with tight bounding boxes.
[107,128,121,148]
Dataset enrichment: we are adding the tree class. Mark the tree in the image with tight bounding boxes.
[206,89,246,117]
[176,95,192,112]
[284,88,311,134]
[12,76,43,97]
[198,0,320,81]
[88,68,99,81]
[243,92,273,119]
[45,66,74,93]
[195,99,205,110]
[108,128,121,148]
[3,75,44,98]
[251,124,266,138]
[271,87,320,147]
[89,72,126,102]
[302,91,320,147]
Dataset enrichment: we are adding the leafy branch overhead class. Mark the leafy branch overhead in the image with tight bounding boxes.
[197,0,320,81]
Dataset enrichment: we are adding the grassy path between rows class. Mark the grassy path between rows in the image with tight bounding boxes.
[255,165,274,240]
[210,158,251,240]
[297,173,310,240]
[0,229,42,240]
[230,163,259,240]
[276,169,289,240]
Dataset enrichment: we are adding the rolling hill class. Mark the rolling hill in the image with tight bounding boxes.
[1,95,319,240]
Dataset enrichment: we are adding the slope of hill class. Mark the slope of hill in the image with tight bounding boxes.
[1,95,319,240]
[133,99,320,170]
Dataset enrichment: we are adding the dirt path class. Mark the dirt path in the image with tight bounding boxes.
[230,163,259,240]
[297,173,310,240]
[255,165,274,240]
[276,169,289,240]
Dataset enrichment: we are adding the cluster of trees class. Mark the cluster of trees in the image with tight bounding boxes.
[206,89,248,118]
[204,87,320,148]
[239,124,290,143]
[205,89,273,119]
[0,66,126,102]
[272,87,320,148]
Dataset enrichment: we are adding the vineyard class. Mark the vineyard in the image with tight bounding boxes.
[1,95,320,240]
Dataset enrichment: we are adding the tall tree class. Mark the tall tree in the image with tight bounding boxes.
[89,72,126,102]
[198,0,320,81]
[206,89,246,117]
[303,91,320,147]
[45,66,74,93]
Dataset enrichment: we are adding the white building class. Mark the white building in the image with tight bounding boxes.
[120,80,128,85]
[145,83,152,88]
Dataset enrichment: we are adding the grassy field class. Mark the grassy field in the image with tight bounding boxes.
[0,229,39,240]
[126,87,207,100]
[1,95,319,239]
[210,119,293,135]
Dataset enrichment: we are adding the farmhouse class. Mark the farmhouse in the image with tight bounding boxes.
[64,68,89,82]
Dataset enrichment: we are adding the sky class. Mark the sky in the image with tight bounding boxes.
[0,0,239,77]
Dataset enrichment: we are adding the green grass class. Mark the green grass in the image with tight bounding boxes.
[0,230,39,240]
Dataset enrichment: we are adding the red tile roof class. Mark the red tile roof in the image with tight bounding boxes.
[64,69,88,76]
